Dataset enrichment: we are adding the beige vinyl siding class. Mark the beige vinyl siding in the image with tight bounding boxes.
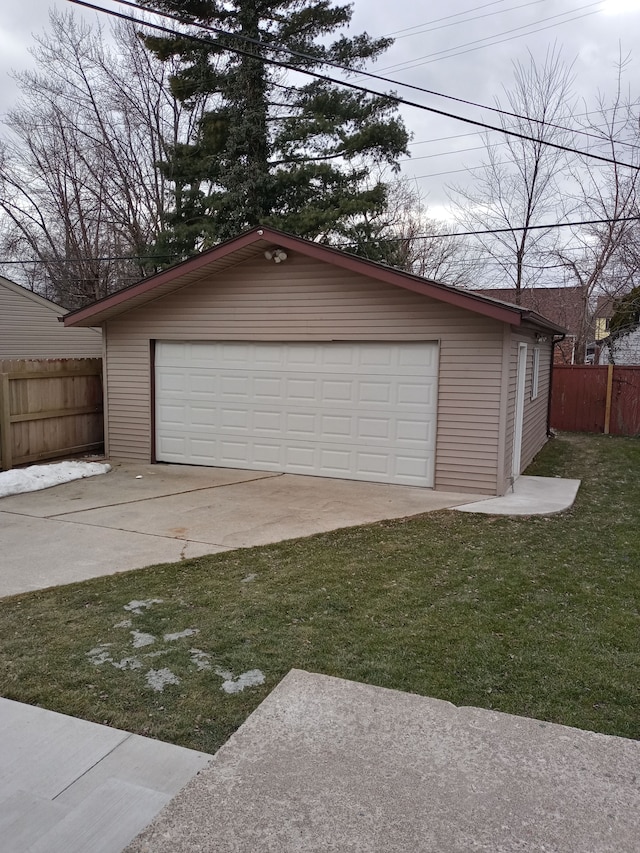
[520,337,552,471]
[503,330,552,483]
[0,280,102,359]
[104,253,505,493]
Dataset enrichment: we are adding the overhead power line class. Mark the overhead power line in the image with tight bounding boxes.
[369,1,601,74]
[66,0,640,172]
[341,215,640,245]
[387,0,551,42]
[3,215,638,265]
[0,253,181,265]
[105,0,631,155]
[385,0,510,37]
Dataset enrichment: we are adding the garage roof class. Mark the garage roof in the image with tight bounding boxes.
[63,226,565,333]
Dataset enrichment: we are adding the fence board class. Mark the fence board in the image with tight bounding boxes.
[0,358,103,471]
[550,365,640,436]
[610,367,640,436]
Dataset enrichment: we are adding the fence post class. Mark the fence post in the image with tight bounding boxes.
[604,363,614,435]
[0,373,12,471]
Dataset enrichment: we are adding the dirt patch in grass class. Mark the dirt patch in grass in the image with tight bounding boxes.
[1,433,638,753]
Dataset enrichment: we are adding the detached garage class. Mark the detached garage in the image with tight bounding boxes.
[64,227,563,496]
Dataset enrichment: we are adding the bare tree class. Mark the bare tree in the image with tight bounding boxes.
[0,11,208,307]
[553,59,640,362]
[344,178,480,286]
[448,46,575,302]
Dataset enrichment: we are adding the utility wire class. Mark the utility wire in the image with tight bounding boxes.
[388,0,551,41]
[3,215,638,265]
[369,2,601,74]
[66,0,640,172]
[340,215,640,245]
[105,0,631,155]
[385,0,510,36]
[0,254,181,265]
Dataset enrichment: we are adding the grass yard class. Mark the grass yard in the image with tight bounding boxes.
[0,432,638,754]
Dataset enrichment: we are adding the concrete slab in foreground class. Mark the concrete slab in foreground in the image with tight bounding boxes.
[126,669,640,853]
[0,698,211,853]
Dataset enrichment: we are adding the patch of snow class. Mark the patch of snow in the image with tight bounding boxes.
[214,666,234,681]
[190,648,212,671]
[0,461,111,498]
[113,619,132,629]
[218,668,265,694]
[112,657,143,671]
[131,630,156,648]
[87,644,113,666]
[241,573,257,583]
[124,599,163,615]
[164,628,199,642]
[145,650,169,659]
[146,668,180,692]
[87,644,142,671]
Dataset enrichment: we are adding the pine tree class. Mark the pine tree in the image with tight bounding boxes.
[140,0,409,257]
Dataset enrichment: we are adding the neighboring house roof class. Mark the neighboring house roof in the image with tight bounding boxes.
[64,227,564,333]
[0,275,102,359]
[472,286,581,339]
[594,293,616,319]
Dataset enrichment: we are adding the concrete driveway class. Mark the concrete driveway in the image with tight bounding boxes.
[0,462,483,598]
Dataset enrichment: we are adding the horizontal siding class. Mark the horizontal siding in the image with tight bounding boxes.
[520,337,552,471]
[504,332,552,483]
[105,253,505,493]
[0,285,102,358]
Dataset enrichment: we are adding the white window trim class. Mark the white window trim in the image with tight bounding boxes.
[531,347,540,400]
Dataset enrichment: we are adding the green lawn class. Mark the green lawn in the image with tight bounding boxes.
[1,433,638,754]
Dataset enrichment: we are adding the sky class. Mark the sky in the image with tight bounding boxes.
[1,0,640,225]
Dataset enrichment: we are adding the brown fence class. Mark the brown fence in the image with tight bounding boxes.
[0,359,103,471]
[550,364,640,436]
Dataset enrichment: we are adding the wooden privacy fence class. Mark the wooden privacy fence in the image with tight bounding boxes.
[550,364,640,436]
[0,358,103,471]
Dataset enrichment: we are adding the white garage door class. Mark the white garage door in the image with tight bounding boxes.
[155,341,438,487]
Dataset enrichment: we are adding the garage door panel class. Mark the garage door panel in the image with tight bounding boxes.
[359,346,394,368]
[321,414,353,440]
[189,373,217,395]
[396,454,431,481]
[253,376,283,400]
[157,436,186,458]
[189,438,218,460]
[221,375,250,399]
[321,379,353,403]
[319,448,351,474]
[287,346,318,367]
[322,345,355,367]
[253,410,283,433]
[220,408,249,430]
[286,412,316,439]
[396,418,432,444]
[359,382,392,405]
[253,442,282,466]
[357,417,390,441]
[155,342,438,487]
[158,370,186,393]
[157,403,187,427]
[398,345,438,369]
[398,381,435,406]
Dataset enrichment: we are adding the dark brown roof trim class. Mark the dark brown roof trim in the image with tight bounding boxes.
[63,230,262,327]
[63,225,558,331]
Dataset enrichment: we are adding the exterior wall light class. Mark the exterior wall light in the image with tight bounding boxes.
[264,248,288,263]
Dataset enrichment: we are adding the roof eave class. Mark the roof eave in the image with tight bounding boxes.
[64,225,526,328]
